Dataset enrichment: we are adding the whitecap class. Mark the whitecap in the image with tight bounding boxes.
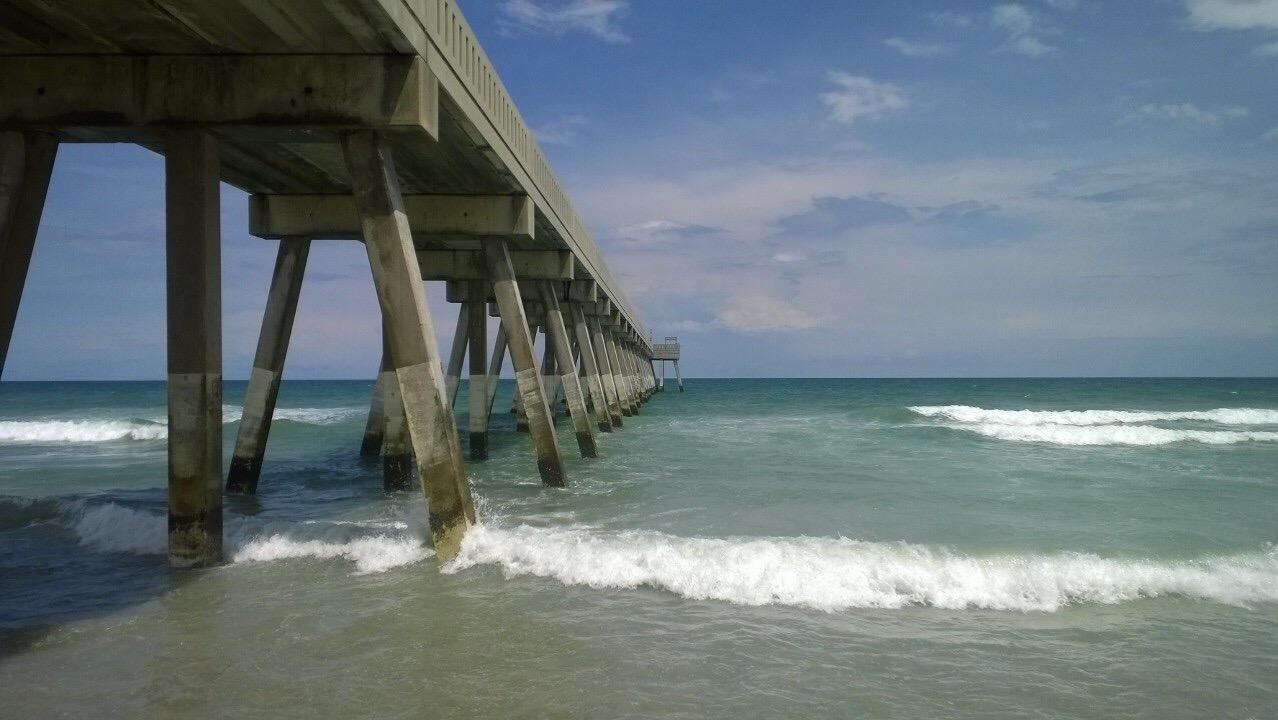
[946,422,1278,446]
[909,405,1278,427]
[445,524,1278,612]
[0,419,167,443]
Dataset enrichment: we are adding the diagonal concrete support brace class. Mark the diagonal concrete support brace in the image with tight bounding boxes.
[342,130,474,559]
[226,236,310,494]
[483,237,565,486]
[540,283,597,458]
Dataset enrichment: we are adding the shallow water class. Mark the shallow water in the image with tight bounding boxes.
[1,378,1276,718]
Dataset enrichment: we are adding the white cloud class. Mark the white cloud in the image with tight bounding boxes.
[884,37,953,56]
[1011,35,1058,56]
[992,4,1037,35]
[615,219,718,246]
[821,72,908,125]
[1119,103,1250,128]
[1187,0,1278,30]
[532,114,588,145]
[499,0,630,43]
[719,295,819,333]
[1262,126,1278,141]
[1253,39,1278,55]
[991,3,1060,56]
[928,11,973,28]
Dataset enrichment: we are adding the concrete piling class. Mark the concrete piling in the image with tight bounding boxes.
[226,236,310,494]
[590,317,624,427]
[360,370,387,456]
[445,302,469,408]
[342,130,474,559]
[165,129,224,568]
[483,237,566,487]
[378,336,413,491]
[569,303,612,432]
[465,284,488,461]
[0,132,57,379]
[485,323,507,422]
[541,283,598,458]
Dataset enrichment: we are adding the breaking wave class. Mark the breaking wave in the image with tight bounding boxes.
[909,405,1278,426]
[65,502,429,575]
[908,405,1278,446]
[0,419,167,443]
[945,423,1278,446]
[0,405,366,444]
[445,524,1278,612]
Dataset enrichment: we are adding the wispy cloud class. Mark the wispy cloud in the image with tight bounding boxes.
[1119,102,1249,128]
[1253,39,1278,56]
[719,294,819,333]
[821,72,908,125]
[614,220,720,247]
[991,3,1059,56]
[1186,0,1278,30]
[928,11,973,29]
[499,0,630,43]
[884,37,953,57]
[532,114,589,145]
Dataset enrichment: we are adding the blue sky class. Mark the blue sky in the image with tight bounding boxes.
[6,0,1278,379]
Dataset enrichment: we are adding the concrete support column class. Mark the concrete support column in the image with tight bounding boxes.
[445,301,468,408]
[513,321,536,432]
[485,323,507,420]
[465,285,488,460]
[589,317,624,427]
[378,333,413,491]
[540,283,597,458]
[674,359,684,392]
[540,323,560,424]
[0,132,57,379]
[342,130,474,559]
[483,237,566,487]
[569,303,611,433]
[360,370,387,456]
[605,329,634,416]
[165,129,223,568]
[660,360,666,391]
[226,236,310,494]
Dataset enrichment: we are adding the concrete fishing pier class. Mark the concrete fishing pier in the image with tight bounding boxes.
[0,0,682,565]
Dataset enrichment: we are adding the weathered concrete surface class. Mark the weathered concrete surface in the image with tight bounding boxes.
[604,329,634,417]
[0,131,56,379]
[343,130,473,559]
[590,317,624,427]
[570,302,612,433]
[251,194,534,242]
[485,323,507,422]
[360,365,387,457]
[465,284,489,461]
[444,301,468,408]
[165,129,223,568]
[484,237,565,487]
[540,283,598,458]
[378,339,413,492]
[226,236,310,494]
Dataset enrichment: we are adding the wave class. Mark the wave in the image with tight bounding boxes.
[0,419,167,443]
[0,405,367,444]
[445,524,1278,612]
[909,405,1278,426]
[65,503,429,574]
[944,422,1278,446]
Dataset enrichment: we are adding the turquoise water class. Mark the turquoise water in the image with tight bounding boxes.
[1,378,1276,718]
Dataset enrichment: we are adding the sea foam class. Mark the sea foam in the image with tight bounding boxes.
[908,405,1278,446]
[445,524,1278,612]
[66,503,430,574]
[0,419,168,443]
[909,405,1278,426]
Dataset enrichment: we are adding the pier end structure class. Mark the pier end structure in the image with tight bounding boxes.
[0,0,672,564]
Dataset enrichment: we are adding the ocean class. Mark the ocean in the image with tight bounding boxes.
[1,378,1275,718]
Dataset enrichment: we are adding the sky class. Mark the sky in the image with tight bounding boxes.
[6,0,1278,379]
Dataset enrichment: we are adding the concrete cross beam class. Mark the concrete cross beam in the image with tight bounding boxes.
[0,55,437,142]
[250,194,534,241]
[425,250,570,282]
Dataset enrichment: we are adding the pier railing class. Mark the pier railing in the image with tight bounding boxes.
[387,0,648,350]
